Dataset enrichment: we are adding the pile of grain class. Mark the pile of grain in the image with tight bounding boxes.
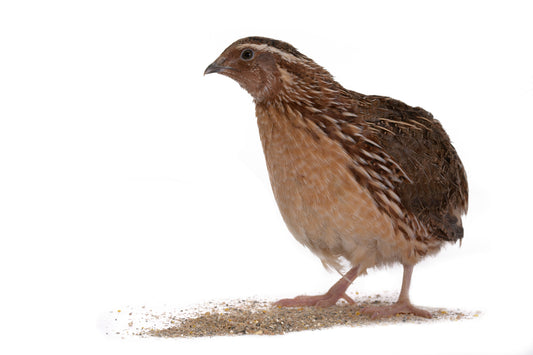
[123,295,476,338]
[105,295,479,338]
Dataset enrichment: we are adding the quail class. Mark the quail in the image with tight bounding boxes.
[204,37,468,318]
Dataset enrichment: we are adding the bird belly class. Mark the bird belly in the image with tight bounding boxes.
[257,109,418,271]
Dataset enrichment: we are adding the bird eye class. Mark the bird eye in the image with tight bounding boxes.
[240,48,254,61]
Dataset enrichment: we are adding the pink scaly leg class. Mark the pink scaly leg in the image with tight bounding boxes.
[275,266,359,307]
[362,264,432,319]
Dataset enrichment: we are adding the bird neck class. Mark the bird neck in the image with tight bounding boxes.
[254,60,348,109]
[256,81,346,117]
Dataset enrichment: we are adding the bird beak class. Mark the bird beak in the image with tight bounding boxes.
[204,60,233,75]
[204,61,223,75]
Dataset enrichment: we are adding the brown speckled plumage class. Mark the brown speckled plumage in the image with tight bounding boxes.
[205,37,468,318]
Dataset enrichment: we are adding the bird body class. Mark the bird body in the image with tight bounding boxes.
[205,37,468,317]
[257,102,416,273]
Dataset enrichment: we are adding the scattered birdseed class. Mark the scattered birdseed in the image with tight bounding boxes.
[103,294,479,338]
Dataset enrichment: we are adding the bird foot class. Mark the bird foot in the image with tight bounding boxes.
[362,301,432,319]
[274,292,355,308]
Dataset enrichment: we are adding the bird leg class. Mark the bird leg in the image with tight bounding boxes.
[274,266,359,307]
[362,264,432,319]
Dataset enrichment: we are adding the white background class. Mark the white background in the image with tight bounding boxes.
[1,0,532,354]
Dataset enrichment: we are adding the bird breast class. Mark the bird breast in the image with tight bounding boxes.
[256,104,417,271]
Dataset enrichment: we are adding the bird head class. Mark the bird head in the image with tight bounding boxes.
[205,36,335,103]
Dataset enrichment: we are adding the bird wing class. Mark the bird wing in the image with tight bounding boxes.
[360,95,468,242]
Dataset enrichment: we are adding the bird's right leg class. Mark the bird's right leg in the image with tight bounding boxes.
[361,264,432,318]
[274,266,359,307]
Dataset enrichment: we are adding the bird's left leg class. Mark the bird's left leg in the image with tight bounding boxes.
[362,264,432,318]
[274,266,359,307]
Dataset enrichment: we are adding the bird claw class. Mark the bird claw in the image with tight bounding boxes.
[341,292,356,305]
[275,291,353,308]
[362,301,432,319]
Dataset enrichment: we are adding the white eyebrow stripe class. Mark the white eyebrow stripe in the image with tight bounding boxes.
[236,43,302,63]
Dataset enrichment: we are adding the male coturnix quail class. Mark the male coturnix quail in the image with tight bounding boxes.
[205,37,468,318]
